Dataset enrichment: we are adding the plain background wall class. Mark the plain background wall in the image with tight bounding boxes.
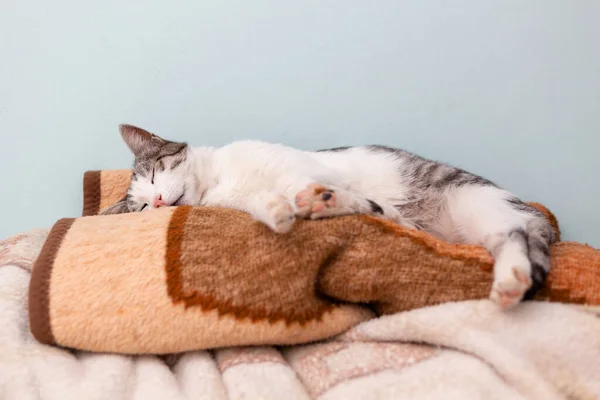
[1,0,599,246]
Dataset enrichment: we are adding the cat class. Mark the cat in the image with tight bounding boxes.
[102,124,556,310]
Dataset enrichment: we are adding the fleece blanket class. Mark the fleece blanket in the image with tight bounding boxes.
[3,229,600,400]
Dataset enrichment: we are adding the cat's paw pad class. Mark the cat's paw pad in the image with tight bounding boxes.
[490,266,532,310]
[295,184,337,219]
[265,196,296,233]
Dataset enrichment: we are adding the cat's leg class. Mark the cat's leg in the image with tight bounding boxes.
[201,185,296,233]
[294,183,413,227]
[442,185,556,309]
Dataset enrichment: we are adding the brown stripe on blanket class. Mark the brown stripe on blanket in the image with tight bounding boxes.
[29,218,75,346]
[82,170,133,216]
[165,206,337,325]
[165,205,192,305]
[82,171,101,216]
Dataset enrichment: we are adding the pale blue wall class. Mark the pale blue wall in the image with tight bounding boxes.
[1,1,599,246]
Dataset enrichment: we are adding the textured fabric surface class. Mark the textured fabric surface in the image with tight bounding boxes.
[28,201,600,354]
[4,230,600,400]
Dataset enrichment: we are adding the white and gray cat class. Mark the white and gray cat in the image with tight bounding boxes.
[102,124,556,310]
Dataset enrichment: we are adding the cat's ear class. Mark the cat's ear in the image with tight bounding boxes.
[99,198,129,215]
[119,124,166,157]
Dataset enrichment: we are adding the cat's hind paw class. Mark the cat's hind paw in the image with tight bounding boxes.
[490,266,532,310]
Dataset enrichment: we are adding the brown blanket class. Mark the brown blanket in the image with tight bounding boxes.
[29,195,600,354]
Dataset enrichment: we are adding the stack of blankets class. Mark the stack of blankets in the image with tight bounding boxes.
[0,169,598,399]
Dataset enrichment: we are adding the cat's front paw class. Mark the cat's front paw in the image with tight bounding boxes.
[295,184,337,219]
[263,195,296,233]
[490,266,532,310]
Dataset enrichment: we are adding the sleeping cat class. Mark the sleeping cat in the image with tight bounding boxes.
[102,124,556,310]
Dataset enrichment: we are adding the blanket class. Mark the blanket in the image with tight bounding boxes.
[3,230,600,400]
[29,204,600,354]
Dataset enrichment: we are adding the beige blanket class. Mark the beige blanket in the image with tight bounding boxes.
[3,229,600,399]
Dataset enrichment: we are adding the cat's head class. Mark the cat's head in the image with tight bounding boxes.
[100,124,198,215]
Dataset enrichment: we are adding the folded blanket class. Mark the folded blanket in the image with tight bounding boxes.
[29,202,600,354]
[4,230,600,399]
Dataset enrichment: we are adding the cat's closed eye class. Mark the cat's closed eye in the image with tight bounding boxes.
[141,204,149,211]
[151,160,165,184]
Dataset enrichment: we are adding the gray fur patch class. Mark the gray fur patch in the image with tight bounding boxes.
[132,141,188,182]
[366,145,494,190]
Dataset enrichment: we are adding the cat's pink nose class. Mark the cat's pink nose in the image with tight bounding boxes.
[153,194,166,208]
